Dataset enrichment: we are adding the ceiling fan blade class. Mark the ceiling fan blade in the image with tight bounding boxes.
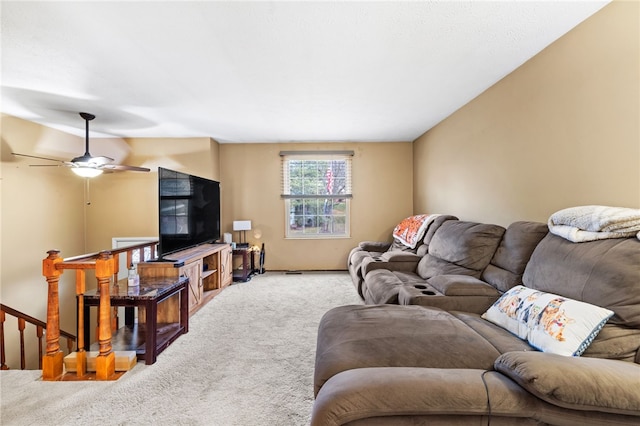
[100,164,151,172]
[12,152,65,164]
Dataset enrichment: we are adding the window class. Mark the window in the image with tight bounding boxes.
[281,151,353,239]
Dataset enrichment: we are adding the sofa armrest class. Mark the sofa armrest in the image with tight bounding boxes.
[379,251,422,262]
[397,285,499,314]
[428,274,501,296]
[311,367,539,426]
[357,241,392,252]
[495,351,640,416]
[361,255,421,277]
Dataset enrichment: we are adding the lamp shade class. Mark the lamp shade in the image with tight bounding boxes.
[233,220,252,231]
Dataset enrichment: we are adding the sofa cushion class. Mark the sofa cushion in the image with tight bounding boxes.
[482,285,613,356]
[363,270,413,304]
[582,324,640,362]
[416,221,505,280]
[427,275,500,296]
[523,234,640,328]
[495,351,640,415]
[451,311,536,354]
[314,304,511,396]
[481,221,549,293]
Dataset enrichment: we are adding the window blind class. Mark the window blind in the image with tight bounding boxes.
[280,151,353,199]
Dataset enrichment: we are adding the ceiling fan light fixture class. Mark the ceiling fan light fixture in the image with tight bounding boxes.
[13,112,149,176]
[71,167,103,178]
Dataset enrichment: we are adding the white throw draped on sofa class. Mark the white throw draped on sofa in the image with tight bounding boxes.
[548,205,640,242]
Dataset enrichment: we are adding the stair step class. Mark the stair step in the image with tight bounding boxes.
[64,351,137,372]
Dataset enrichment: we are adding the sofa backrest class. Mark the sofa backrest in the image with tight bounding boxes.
[416,214,458,256]
[416,220,505,280]
[389,214,458,254]
[523,233,640,362]
[481,221,549,293]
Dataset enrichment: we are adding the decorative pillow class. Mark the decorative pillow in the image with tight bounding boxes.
[481,285,614,356]
[392,214,433,249]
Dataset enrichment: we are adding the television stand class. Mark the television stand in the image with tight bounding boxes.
[137,243,233,316]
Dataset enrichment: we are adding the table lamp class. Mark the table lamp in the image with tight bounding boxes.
[233,220,251,248]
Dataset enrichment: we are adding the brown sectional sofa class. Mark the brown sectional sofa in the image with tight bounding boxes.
[347,214,457,298]
[312,220,640,425]
[358,220,548,311]
[395,221,549,313]
[362,220,506,305]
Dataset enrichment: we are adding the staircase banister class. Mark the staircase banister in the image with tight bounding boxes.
[62,240,158,264]
[39,240,158,380]
[0,303,76,342]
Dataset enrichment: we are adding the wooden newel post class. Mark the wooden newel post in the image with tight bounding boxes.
[95,251,115,380]
[42,250,64,380]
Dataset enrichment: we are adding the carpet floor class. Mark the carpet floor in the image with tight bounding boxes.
[0,271,363,425]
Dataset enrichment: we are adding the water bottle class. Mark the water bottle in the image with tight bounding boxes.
[127,263,139,287]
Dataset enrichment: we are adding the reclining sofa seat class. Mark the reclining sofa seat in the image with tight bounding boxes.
[312,232,640,425]
[361,220,508,305]
[347,214,457,298]
[398,221,549,313]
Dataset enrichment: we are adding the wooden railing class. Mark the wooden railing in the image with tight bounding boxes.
[0,304,76,370]
[41,240,158,381]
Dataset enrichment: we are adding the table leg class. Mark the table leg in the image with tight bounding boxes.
[124,307,135,327]
[242,251,249,280]
[145,300,157,364]
[83,303,91,351]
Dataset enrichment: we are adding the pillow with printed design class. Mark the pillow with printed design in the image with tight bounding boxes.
[482,285,614,356]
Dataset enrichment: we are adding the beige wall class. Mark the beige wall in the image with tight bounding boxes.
[413,0,640,226]
[0,118,223,368]
[85,137,220,251]
[1,115,86,368]
[220,142,413,270]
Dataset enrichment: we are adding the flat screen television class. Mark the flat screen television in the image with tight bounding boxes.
[157,167,221,259]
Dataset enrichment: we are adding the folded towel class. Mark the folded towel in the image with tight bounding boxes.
[548,205,640,242]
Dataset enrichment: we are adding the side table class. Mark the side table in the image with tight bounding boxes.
[232,247,257,282]
[83,276,189,365]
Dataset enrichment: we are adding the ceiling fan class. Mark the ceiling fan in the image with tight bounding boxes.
[12,112,151,178]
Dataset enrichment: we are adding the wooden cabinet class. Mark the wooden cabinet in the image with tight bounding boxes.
[182,260,202,313]
[137,243,232,316]
[220,245,233,288]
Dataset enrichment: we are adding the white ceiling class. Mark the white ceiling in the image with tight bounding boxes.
[1,1,609,143]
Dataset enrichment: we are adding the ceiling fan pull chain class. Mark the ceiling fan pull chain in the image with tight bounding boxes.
[85,178,92,206]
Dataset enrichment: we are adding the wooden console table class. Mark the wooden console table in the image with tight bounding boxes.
[83,277,189,365]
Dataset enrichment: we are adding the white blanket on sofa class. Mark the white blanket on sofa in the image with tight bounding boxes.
[548,205,640,242]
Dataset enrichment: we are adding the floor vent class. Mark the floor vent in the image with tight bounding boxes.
[285,270,303,274]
